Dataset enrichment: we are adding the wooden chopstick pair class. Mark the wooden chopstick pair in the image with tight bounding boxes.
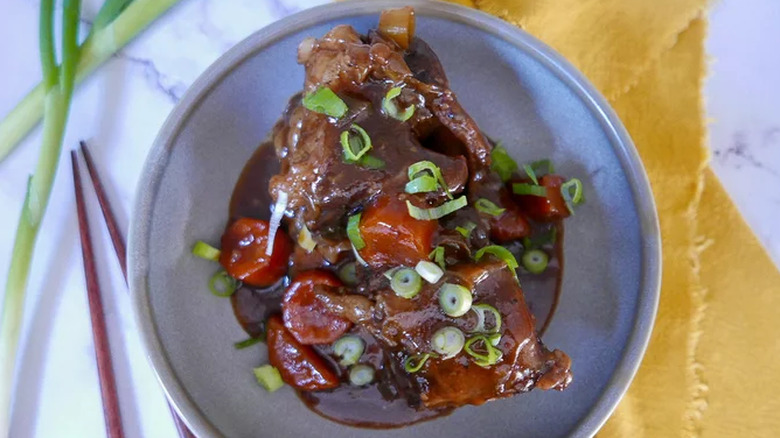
[71,141,195,438]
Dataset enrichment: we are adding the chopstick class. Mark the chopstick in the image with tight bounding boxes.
[73,143,196,438]
[71,151,125,438]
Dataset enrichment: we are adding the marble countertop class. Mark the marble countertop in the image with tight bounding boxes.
[0,0,778,436]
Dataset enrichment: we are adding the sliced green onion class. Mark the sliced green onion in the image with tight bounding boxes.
[530,159,555,174]
[340,124,372,161]
[404,353,431,373]
[474,245,519,270]
[407,160,452,199]
[523,163,539,185]
[512,183,547,197]
[209,270,240,297]
[383,267,400,280]
[192,240,221,261]
[455,222,477,239]
[405,175,439,194]
[561,178,584,215]
[338,262,358,286]
[302,87,347,118]
[333,335,365,366]
[488,333,502,347]
[474,198,506,217]
[382,86,415,122]
[297,225,316,253]
[415,260,444,284]
[391,268,423,299]
[431,327,465,359]
[254,365,284,392]
[522,249,549,274]
[358,154,385,169]
[490,144,518,182]
[234,337,263,350]
[266,190,288,256]
[523,227,557,250]
[470,304,502,334]
[406,196,467,221]
[352,243,368,267]
[438,283,472,317]
[348,364,375,386]
[346,213,365,250]
[429,246,445,269]
[464,335,503,368]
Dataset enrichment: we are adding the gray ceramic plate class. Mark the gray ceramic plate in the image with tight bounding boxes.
[129,1,661,437]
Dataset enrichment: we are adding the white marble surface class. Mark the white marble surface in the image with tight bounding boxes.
[0,0,777,436]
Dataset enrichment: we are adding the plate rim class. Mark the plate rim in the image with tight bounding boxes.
[129,1,662,437]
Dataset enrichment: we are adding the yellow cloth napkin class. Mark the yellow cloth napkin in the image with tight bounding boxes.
[448,0,780,435]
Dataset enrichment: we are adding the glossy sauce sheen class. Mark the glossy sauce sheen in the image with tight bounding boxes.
[227,143,565,427]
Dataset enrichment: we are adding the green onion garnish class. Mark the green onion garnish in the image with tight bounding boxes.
[302,87,348,118]
[340,124,372,162]
[523,164,539,185]
[522,227,557,250]
[490,144,518,182]
[405,175,439,194]
[522,159,554,185]
[470,304,502,334]
[348,364,375,386]
[346,213,365,250]
[234,337,263,350]
[488,333,502,347]
[438,283,472,317]
[209,270,240,297]
[297,225,316,253]
[512,183,547,197]
[254,365,284,392]
[474,198,506,217]
[382,86,416,122]
[455,222,477,239]
[561,178,584,215]
[429,246,445,269]
[357,154,385,169]
[391,268,423,299]
[474,245,519,270]
[464,335,503,368]
[415,260,444,284]
[522,249,549,274]
[383,267,400,280]
[407,160,452,199]
[338,261,358,286]
[333,335,365,366]
[192,240,221,261]
[404,353,431,373]
[431,327,465,359]
[406,196,467,221]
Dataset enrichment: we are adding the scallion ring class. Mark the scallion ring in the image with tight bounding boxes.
[488,333,502,347]
[333,335,365,366]
[405,174,439,194]
[407,161,452,199]
[490,143,518,182]
[429,246,445,269]
[464,335,503,368]
[340,124,372,161]
[455,222,477,239]
[348,364,375,386]
[512,183,547,197]
[338,261,358,286]
[415,260,444,284]
[470,304,502,334]
[522,249,549,274]
[404,353,431,373]
[383,267,400,280]
[302,87,348,118]
[234,337,263,350]
[382,86,416,122]
[523,163,539,185]
[358,154,385,169]
[438,283,472,317]
[254,365,284,392]
[209,270,240,297]
[561,178,584,215]
[391,268,423,299]
[474,245,519,270]
[474,198,506,217]
[431,327,465,359]
[406,196,467,221]
[192,240,221,261]
[347,213,365,250]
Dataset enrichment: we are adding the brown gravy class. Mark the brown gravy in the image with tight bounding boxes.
[226,142,564,428]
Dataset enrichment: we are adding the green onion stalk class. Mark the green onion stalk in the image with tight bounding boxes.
[0,0,185,435]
